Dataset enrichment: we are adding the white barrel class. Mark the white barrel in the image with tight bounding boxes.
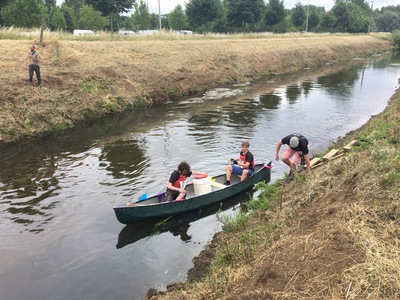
[193,177,212,195]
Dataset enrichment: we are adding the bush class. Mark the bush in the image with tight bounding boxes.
[392,30,400,49]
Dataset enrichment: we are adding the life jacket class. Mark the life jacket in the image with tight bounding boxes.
[240,152,255,170]
[172,173,187,189]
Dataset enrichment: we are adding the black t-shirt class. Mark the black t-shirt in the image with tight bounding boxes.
[282,134,309,155]
[168,170,192,184]
[240,151,254,170]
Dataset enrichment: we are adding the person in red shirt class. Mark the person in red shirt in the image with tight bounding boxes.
[224,141,254,186]
[165,161,207,202]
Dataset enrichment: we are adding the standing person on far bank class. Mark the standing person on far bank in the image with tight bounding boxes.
[275,133,311,178]
[225,140,255,185]
[28,44,42,86]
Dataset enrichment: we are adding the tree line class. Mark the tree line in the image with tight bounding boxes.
[0,0,399,34]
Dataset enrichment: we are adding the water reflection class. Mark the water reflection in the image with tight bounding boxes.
[116,192,251,249]
[99,139,148,180]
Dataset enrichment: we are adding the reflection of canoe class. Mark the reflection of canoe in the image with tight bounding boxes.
[113,162,271,224]
[116,192,252,249]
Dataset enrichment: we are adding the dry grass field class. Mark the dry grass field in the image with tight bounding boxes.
[0,33,392,144]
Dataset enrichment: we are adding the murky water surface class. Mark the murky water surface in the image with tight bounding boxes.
[1,52,400,300]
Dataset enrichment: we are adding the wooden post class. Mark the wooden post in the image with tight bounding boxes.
[40,18,45,46]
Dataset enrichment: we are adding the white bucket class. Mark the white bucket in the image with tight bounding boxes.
[193,177,212,195]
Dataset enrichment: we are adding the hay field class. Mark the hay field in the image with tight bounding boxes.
[0,33,392,144]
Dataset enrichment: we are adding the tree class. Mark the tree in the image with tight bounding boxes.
[331,1,351,32]
[319,12,336,32]
[51,7,67,30]
[291,2,306,28]
[1,0,47,28]
[60,3,77,31]
[85,0,135,32]
[375,10,400,32]
[307,6,321,31]
[79,5,108,30]
[132,0,150,30]
[168,5,188,30]
[264,0,286,29]
[44,0,56,12]
[0,0,12,25]
[331,1,369,33]
[225,0,265,31]
[186,0,223,33]
[346,3,369,33]
[63,0,85,20]
[149,13,159,29]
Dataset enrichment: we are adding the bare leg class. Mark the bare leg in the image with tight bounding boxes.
[225,164,232,181]
[241,169,249,181]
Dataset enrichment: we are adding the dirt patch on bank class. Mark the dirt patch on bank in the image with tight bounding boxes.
[0,34,392,144]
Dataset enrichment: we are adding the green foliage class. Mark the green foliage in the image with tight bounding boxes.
[186,0,223,33]
[132,0,150,31]
[60,4,77,32]
[133,96,148,108]
[307,6,322,31]
[218,210,249,233]
[264,0,286,28]
[85,0,134,16]
[291,3,306,28]
[379,170,400,189]
[78,78,108,94]
[79,5,108,30]
[85,0,134,32]
[247,181,279,211]
[391,30,400,49]
[347,3,369,33]
[1,0,47,28]
[50,7,67,31]
[168,5,188,30]
[49,120,73,131]
[226,0,265,31]
[375,10,400,32]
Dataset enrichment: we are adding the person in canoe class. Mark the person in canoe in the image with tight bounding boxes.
[224,140,255,186]
[275,133,311,179]
[165,161,208,202]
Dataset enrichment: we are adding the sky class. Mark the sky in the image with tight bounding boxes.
[146,0,399,14]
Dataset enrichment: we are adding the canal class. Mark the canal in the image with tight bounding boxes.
[0,52,399,300]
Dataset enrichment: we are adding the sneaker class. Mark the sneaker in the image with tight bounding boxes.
[300,154,305,166]
[224,181,231,186]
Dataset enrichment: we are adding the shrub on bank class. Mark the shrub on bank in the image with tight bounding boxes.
[392,30,400,49]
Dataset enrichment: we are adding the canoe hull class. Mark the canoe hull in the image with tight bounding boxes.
[113,162,271,224]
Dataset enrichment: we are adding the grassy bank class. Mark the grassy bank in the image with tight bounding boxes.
[153,89,400,299]
[0,33,392,145]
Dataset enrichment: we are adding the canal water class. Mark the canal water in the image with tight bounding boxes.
[0,52,399,300]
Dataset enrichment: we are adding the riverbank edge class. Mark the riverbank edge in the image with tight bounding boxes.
[0,35,393,146]
[150,87,400,298]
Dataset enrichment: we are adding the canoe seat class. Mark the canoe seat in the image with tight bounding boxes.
[210,181,226,189]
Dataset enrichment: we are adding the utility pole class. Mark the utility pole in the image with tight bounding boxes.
[158,0,162,30]
[305,0,310,33]
[368,1,374,34]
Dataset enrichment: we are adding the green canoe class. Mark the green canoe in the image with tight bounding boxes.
[113,162,271,224]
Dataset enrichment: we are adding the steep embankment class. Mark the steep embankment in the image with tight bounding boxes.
[0,34,392,145]
[152,87,400,299]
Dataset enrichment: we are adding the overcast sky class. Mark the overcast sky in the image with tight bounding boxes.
[146,0,398,14]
